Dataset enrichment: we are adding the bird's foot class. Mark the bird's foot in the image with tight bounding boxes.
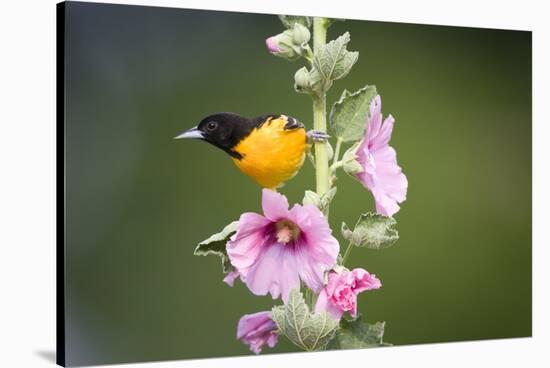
[307,130,330,143]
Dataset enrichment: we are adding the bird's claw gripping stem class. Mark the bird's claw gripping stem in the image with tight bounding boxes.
[307,130,330,143]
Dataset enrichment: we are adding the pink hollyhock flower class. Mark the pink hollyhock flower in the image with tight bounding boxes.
[237,311,278,354]
[315,268,381,320]
[356,95,408,217]
[265,36,281,54]
[227,189,339,302]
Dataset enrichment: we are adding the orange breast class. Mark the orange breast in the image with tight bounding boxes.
[231,116,306,189]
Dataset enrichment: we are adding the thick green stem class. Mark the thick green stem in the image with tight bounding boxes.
[312,17,330,197]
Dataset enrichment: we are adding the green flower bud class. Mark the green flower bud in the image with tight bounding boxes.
[290,24,311,46]
[265,24,311,61]
[294,67,311,92]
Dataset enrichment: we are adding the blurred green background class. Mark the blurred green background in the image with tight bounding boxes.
[64,2,532,366]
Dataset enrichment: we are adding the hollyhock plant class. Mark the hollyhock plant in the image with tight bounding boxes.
[355,95,408,217]
[237,311,278,354]
[226,189,339,302]
[192,15,406,354]
[315,268,381,320]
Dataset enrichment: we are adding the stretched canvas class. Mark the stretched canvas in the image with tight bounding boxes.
[58,1,532,366]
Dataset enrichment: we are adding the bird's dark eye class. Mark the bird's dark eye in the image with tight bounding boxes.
[207,121,218,131]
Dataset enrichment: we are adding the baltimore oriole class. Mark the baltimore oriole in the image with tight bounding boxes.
[175,113,328,189]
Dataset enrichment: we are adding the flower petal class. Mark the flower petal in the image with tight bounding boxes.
[314,288,344,320]
[293,242,326,292]
[356,145,407,217]
[265,37,281,54]
[237,311,278,354]
[289,204,339,291]
[226,213,271,275]
[223,270,240,287]
[244,243,301,302]
[370,146,408,216]
[237,311,274,339]
[261,189,290,221]
[374,194,399,217]
[366,95,382,142]
[370,114,395,151]
[351,268,382,294]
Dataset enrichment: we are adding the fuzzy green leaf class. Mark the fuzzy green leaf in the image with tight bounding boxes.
[193,221,238,273]
[279,15,312,29]
[272,289,339,351]
[326,316,390,350]
[312,32,358,90]
[341,213,398,249]
[330,85,377,142]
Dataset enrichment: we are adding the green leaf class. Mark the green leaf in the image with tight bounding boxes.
[312,32,359,90]
[272,289,339,351]
[279,15,312,29]
[341,212,398,249]
[326,316,390,350]
[330,85,378,142]
[193,221,238,273]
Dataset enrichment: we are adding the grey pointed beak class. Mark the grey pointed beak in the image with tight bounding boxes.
[174,126,204,139]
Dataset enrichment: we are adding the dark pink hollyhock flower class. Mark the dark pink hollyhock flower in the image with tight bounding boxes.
[315,268,381,320]
[237,311,278,354]
[227,189,339,302]
[356,95,408,217]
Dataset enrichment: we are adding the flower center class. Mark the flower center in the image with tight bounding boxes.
[275,220,301,244]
